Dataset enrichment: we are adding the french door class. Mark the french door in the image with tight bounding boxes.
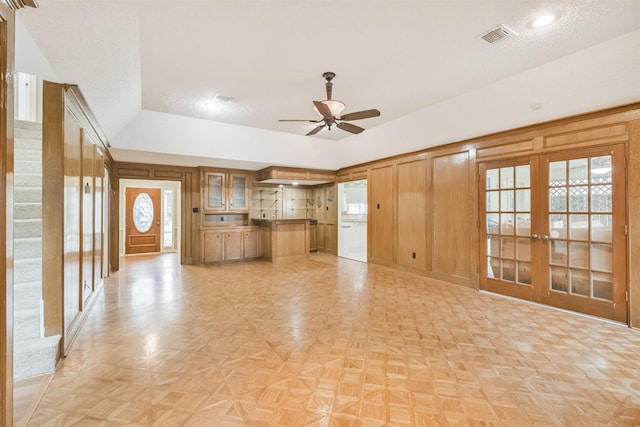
[479,144,627,322]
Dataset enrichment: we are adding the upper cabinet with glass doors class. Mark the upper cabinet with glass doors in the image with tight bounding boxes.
[203,170,250,213]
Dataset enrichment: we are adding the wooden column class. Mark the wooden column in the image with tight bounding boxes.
[628,119,640,328]
[42,82,65,343]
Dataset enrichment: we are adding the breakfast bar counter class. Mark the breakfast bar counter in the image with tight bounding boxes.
[251,218,312,262]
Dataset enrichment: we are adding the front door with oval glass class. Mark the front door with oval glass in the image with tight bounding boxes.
[125,187,161,254]
[479,145,627,322]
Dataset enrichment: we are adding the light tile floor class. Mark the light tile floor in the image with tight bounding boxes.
[28,253,640,426]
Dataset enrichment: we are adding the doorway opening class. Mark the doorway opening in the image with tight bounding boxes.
[119,179,181,256]
[338,179,368,262]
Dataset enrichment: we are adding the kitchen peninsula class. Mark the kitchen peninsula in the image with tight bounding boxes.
[252,218,315,262]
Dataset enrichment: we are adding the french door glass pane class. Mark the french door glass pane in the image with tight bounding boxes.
[515,165,530,187]
[500,167,514,188]
[516,213,531,236]
[591,156,612,183]
[501,190,514,211]
[486,169,499,190]
[550,241,567,266]
[569,214,589,240]
[570,269,590,296]
[569,242,589,269]
[591,214,612,242]
[487,191,499,212]
[591,244,613,272]
[593,272,613,301]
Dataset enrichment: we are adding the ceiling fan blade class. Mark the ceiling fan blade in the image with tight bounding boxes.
[313,100,333,118]
[337,122,365,134]
[279,119,323,123]
[339,109,381,121]
[306,124,326,136]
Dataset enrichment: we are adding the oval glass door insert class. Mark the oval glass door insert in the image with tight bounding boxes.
[133,192,154,233]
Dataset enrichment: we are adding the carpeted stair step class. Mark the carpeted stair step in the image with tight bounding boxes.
[14,280,41,312]
[14,187,41,204]
[14,202,42,220]
[14,218,41,240]
[14,335,60,380]
[14,237,41,259]
[14,307,41,341]
[14,257,42,284]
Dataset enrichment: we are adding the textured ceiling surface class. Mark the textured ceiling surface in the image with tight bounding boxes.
[18,1,640,148]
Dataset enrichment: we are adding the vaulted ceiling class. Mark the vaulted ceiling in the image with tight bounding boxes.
[16,1,640,171]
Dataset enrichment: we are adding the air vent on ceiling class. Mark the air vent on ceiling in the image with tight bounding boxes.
[479,24,517,44]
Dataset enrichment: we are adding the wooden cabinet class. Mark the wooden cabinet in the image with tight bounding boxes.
[223,231,243,260]
[203,170,249,213]
[203,231,224,262]
[243,229,260,259]
[309,223,317,251]
[202,227,260,263]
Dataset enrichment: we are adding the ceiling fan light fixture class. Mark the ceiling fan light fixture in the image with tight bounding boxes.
[314,100,345,118]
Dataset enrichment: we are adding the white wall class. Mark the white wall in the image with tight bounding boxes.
[15,15,58,81]
[337,29,640,168]
[112,110,342,170]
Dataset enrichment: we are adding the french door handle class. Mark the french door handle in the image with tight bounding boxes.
[531,233,540,240]
[541,235,551,242]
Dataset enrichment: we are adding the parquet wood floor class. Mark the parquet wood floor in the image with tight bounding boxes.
[28,253,640,426]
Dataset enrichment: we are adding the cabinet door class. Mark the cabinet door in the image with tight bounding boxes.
[203,231,223,262]
[317,223,326,250]
[309,224,317,251]
[243,229,260,258]
[204,172,226,211]
[228,173,248,212]
[324,223,337,254]
[224,231,243,260]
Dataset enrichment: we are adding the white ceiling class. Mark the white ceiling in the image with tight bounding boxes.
[16,0,640,170]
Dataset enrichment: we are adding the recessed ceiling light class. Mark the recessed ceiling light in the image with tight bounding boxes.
[214,94,237,104]
[532,14,555,28]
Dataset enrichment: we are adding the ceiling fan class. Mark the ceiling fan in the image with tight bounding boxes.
[279,72,381,136]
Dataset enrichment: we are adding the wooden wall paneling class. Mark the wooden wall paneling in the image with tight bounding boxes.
[184,170,196,264]
[93,151,104,287]
[81,132,94,306]
[108,165,119,272]
[0,7,14,424]
[63,107,83,353]
[42,82,65,345]
[430,151,473,285]
[628,119,640,328]
[369,165,394,265]
[396,158,427,271]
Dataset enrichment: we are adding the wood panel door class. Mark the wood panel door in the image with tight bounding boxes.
[369,165,394,264]
[125,187,161,254]
[480,144,627,322]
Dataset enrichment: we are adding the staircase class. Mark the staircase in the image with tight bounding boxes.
[13,120,60,380]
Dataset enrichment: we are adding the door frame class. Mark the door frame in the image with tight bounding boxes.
[479,144,628,323]
[0,5,14,425]
[118,178,182,256]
